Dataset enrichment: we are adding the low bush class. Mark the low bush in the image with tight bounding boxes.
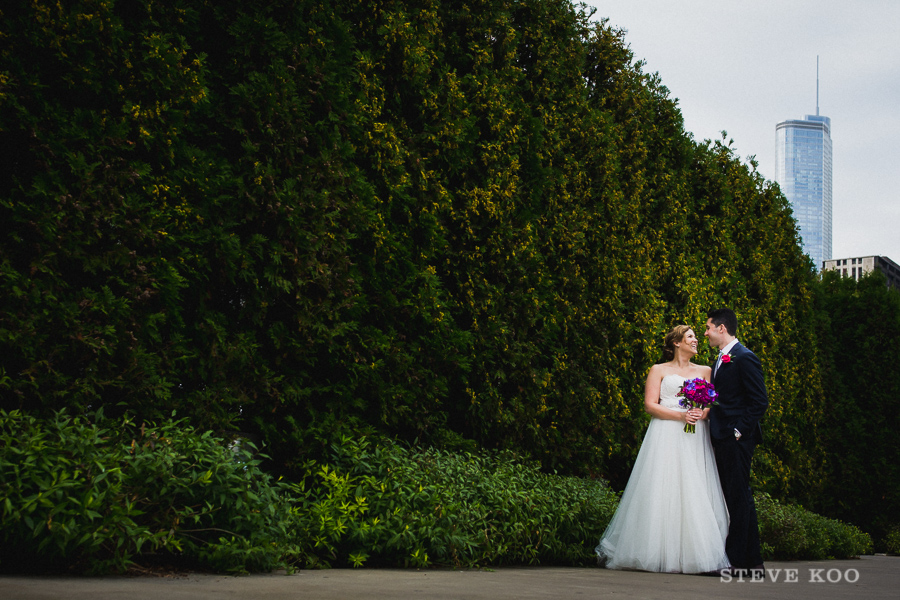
[882,526,900,555]
[756,492,872,560]
[1,411,873,573]
[290,436,619,568]
[0,410,296,574]
[0,412,618,573]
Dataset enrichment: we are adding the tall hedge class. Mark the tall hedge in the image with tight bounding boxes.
[1,0,826,498]
[812,270,900,544]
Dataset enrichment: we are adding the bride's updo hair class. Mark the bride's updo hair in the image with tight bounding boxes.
[662,325,693,362]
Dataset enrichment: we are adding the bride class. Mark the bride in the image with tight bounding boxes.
[595,325,730,574]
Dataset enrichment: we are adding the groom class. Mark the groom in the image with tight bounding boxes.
[705,308,768,577]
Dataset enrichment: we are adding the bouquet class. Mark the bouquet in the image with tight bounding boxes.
[678,378,718,433]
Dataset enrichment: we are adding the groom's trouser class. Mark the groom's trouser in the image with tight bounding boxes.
[713,435,763,569]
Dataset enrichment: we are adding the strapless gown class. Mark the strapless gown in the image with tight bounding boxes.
[595,374,730,573]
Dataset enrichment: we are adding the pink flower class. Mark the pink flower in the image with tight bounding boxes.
[721,354,732,364]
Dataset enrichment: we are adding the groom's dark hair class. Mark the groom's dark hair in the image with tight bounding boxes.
[707,308,738,336]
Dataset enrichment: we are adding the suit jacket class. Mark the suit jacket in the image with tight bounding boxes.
[709,342,768,441]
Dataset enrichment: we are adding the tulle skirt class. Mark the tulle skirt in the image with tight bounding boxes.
[596,417,730,573]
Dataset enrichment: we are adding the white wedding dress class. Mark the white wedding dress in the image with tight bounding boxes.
[595,374,730,573]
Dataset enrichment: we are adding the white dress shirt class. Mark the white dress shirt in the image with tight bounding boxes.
[716,338,742,438]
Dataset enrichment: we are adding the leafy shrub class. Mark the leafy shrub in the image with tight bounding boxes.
[756,491,807,559]
[1,412,875,573]
[121,419,297,573]
[882,525,900,555]
[756,492,872,560]
[290,436,619,568]
[0,410,296,574]
[0,409,162,573]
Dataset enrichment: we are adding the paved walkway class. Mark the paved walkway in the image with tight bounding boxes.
[2,555,898,599]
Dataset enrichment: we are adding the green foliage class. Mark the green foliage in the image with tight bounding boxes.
[0,0,367,435]
[1,411,872,574]
[756,492,872,560]
[0,411,617,572]
[291,436,618,568]
[0,0,824,494]
[882,526,900,555]
[0,409,163,573]
[809,270,900,547]
[0,410,296,574]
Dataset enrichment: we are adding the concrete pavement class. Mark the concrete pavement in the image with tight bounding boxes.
[2,555,898,599]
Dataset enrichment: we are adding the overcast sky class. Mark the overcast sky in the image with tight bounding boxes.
[585,1,900,264]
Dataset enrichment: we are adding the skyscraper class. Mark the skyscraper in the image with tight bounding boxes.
[775,114,833,270]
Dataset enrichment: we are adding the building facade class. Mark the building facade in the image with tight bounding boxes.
[775,114,833,270]
[822,255,900,289]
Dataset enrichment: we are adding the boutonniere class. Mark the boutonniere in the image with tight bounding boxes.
[721,354,732,364]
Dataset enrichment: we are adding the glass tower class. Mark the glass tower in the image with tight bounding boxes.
[775,114,833,270]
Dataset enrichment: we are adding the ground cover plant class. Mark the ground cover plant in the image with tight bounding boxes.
[0,410,872,573]
[755,492,872,561]
[0,410,296,574]
[290,435,620,568]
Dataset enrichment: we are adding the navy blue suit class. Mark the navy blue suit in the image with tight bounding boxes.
[709,342,768,569]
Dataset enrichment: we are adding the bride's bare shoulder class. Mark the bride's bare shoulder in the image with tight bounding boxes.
[647,362,673,375]
[645,362,671,382]
[691,363,713,379]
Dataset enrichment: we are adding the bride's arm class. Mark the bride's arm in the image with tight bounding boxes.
[643,366,696,423]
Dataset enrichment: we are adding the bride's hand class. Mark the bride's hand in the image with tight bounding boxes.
[685,408,703,424]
